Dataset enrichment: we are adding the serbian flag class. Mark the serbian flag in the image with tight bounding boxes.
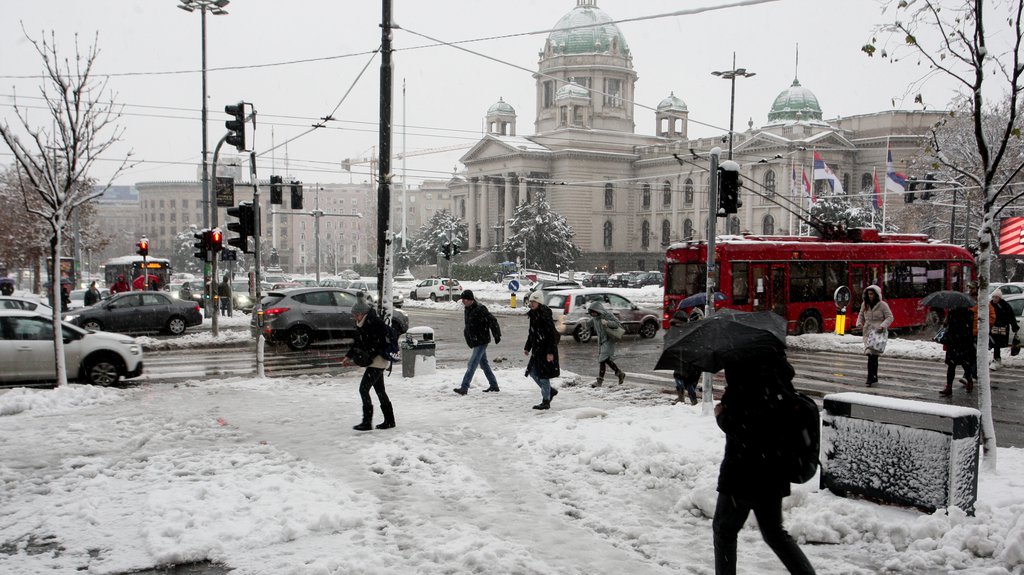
[813,151,845,195]
[885,147,906,194]
[872,169,883,209]
[802,168,815,203]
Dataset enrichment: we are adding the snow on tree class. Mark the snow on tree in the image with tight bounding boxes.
[503,192,581,272]
[865,0,1024,468]
[809,194,877,233]
[409,209,467,265]
[0,30,131,387]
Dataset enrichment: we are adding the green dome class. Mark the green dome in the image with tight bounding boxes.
[487,97,516,116]
[767,78,822,123]
[657,92,687,113]
[547,1,629,56]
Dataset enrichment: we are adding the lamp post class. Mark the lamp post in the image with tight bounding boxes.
[711,53,755,161]
[176,0,229,230]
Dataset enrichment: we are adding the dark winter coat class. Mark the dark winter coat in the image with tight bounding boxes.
[345,308,390,369]
[463,301,501,348]
[715,358,796,501]
[990,299,1020,349]
[525,303,560,379]
[84,286,101,307]
[944,306,976,367]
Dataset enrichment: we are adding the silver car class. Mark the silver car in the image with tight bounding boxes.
[542,288,660,343]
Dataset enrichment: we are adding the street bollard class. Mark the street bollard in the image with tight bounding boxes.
[835,309,846,335]
[510,293,517,308]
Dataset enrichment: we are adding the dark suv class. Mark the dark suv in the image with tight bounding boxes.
[628,271,664,288]
[583,273,609,287]
[252,287,407,351]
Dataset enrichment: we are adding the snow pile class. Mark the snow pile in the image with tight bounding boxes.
[0,383,126,416]
[1,368,1023,573]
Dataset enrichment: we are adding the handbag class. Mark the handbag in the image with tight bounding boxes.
[1012,333,1021,357]
[933,327,949,345]
[603,319,625,341]
[865,328,888,354]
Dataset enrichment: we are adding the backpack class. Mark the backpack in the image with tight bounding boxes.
[778,390,821,484]
[379,322,401,375]
[603,319,625,341]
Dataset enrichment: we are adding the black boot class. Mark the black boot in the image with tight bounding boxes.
[532,400,551,410]
[550,388,558,400]
[688,388,698,405]
[591,377,603,388]
[353,422,373,431]
[377,401,395,429]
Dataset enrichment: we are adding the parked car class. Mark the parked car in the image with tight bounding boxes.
[167,280,204,304]
[0,295,54,315]
[63,291,203,336]
[583,273,610,287]
[539,288,661,343]
[529,279,582,293]
[993,282,1024,295]
[253,287,408,351]
[0,309,143,386]
[68,288,110,310]
[628,271,663,288]
[1005,293,1024,323]
[606,272,633,287]
[352,279,404,309]
[231,280,255,313]
[409,278,463,301]
[319,277,351,289]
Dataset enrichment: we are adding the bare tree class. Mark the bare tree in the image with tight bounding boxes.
[866,0,1024,468]
[0,29,131,386]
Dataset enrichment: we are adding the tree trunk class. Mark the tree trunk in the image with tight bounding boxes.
[50,232,69,387]
[977,206,997,470]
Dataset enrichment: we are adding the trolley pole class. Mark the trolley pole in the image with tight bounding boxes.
[702,147,722,415]
[376,0,395,325]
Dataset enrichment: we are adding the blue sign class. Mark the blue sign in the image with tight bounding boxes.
[508,280,520,292]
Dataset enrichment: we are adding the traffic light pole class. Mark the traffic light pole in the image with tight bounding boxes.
[377,0,395,325]
[209,134,232,337]
[248,152,265,378]
[702,147,722,416]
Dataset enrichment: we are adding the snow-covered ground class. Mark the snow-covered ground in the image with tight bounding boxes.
[1,358,1023,573]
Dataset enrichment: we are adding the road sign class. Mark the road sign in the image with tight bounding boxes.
[508,279,520,292]
[834,286,852,311]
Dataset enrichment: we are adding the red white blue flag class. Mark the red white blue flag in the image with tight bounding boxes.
[813,151,845,195]
[885,147,906,194]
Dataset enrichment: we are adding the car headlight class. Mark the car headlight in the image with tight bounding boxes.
[64,314,79,322]
[128,344,141,355]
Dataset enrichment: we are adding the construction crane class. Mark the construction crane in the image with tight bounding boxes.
[340,142,474,172]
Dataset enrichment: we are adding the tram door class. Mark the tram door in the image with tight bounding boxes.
[751,264,787,317]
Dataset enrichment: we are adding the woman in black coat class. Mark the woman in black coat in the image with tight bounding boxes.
[990,289,1020,369]
[523,290,560,410]
[713,356,815,575]
[941,306,976,395]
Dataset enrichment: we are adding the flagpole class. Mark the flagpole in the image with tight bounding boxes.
[882,136,890,232]
[871,166,878,228]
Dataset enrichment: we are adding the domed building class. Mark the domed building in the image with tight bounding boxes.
[449,0,945,273]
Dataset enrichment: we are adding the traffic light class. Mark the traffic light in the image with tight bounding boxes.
[718,160,741,216]
[905,176,918,203]
[270,175,283,205]
[225,102,246,152]
[193,229,208,260]
[921,172,937,200]
[227,202,255,253]
[290,181,303,210]
[441,243,452,260]
[209,229,223,253]
[136,238,149,257]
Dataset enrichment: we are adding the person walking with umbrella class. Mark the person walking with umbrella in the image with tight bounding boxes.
[854,285,893,386]
[668,309,700,404]
[941,305,978,395]
[587,300,626,388]
[524,290,560,410]
[989,288,1020,370]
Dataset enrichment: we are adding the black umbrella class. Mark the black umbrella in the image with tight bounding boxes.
[677,291,726,310]
[655,309,787,373]
[920,290,976,310]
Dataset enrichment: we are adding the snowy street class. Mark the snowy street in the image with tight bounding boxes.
[2,365,1023,574]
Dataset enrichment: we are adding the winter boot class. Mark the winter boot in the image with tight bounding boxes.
[939,384,953,397]
[550,388,558,400]
[674,390,687,404]
[591,377,604,388]
[687,387,698,406]
[532,400,551,410]
[377,402,395,429]
[617,371,626,385]
[353,421,373,431]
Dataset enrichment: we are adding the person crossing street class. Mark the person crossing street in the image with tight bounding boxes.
[524,290,561,410]
[453,290,502,395]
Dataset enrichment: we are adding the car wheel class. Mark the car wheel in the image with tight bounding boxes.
[639,320,659,338]
[287,326,312,351]
[573,324,593,343]
[82,319,103,331]
[84,354,122,387]
[429,293,437,302]
[166,316,187,335]
[797,311,822,335]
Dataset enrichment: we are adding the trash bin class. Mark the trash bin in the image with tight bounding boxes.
[401,326,436,378]
[821,392,980,514]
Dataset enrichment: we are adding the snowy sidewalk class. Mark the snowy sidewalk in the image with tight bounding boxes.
[1,367,1023,574]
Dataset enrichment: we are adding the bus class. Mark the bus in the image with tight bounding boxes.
[103,255,173,291]
[663,228,976,334]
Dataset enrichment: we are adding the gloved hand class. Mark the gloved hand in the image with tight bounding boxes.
[494,336,501,344]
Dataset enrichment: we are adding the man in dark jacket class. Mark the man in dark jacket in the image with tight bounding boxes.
[990,289,1021,370]
[524,290,560,410]
[454,290,502,395]
[84,281,101,307]
[713,356,815,575]
[341,301,396,431]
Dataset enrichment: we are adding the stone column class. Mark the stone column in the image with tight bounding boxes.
[518,174,527,206]
[468,178,478,250]
[481,177,491,250]
[503,175,513,247]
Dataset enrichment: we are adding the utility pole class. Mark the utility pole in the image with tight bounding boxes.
[702,147,722,415]
[377,0,395,323]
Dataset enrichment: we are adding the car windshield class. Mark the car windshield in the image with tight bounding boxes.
[546,293,568,309]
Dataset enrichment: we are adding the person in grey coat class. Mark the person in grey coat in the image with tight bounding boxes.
[587,300,626,387]
[854,284,893,386]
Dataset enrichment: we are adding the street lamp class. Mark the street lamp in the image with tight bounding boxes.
[711,53,755,160]
[176,0,229,230]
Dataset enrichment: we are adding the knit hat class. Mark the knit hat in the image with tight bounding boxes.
[351,300,371,315]
[460,289,475,301]
[528,290,545,305]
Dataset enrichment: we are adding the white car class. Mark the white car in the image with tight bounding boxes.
[993,282,1024,296]
[0,309,143,387]
[349,279,405,308]
[0,295,54,315]
[409,278,462,301]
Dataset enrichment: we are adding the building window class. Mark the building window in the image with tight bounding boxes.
[764,170,776,201]
[662,181,671,207]
[169,199,176,209]
[843,173,851,194]
[603,221,613,249]
[861,173,873,193]
[684,178,694,204]
[603,78,622,108]
[762,214,775,235]
[604,183,614,209]
[641,183,651,209]
[728,216,741,235]
[182,199,188,209]
[543,81,555,108]
[683,218,693,239]
[641,220,650,248]
[661,219,671,246]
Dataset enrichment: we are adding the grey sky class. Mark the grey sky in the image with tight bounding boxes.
[0,0,961,188]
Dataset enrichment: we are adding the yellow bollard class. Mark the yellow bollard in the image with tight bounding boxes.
[510,293,517,309]
[835,311,846,335]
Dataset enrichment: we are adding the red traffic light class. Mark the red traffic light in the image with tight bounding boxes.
[209,229,223,252]
[136,239,150,257]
